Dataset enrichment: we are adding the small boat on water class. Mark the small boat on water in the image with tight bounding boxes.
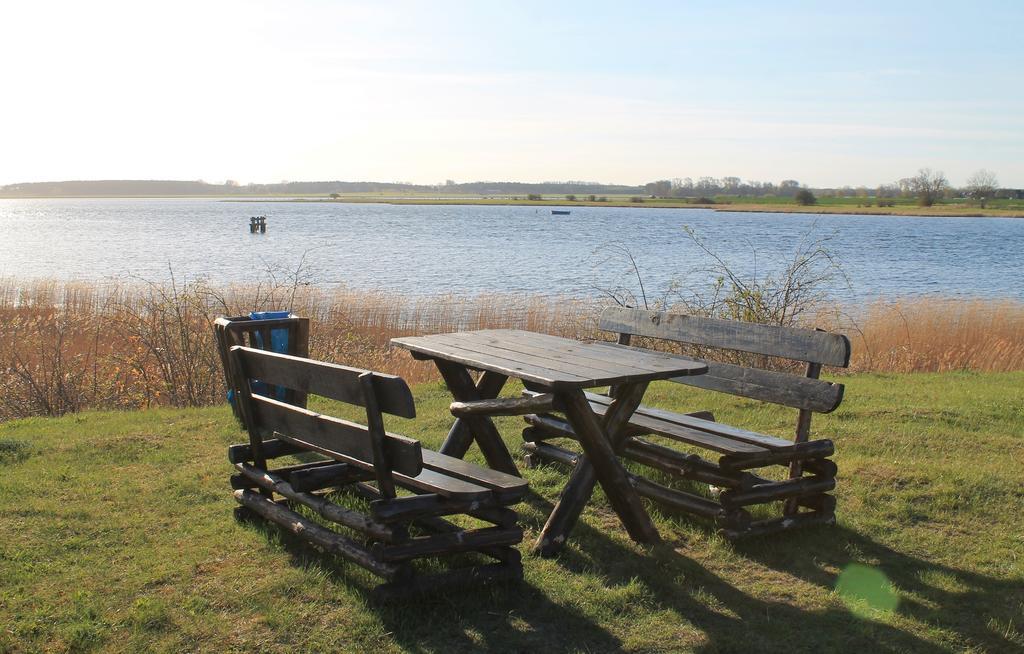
[551,210,571,215]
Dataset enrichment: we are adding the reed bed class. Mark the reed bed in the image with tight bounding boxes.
[0,277,1021,420]
[842,298,1024,373]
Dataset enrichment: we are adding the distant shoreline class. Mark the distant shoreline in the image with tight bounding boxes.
[227,197,1024,218]
[1,195,1021,218]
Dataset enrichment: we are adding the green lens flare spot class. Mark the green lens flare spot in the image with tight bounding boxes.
[836,564,899,617]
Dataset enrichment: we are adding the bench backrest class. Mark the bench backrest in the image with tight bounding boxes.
[599,307,850,414]
[225,346,422,483]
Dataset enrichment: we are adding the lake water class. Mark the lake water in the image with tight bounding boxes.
[1,198,1021,303]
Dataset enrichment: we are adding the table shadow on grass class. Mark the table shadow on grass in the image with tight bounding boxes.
[731,525,1023,653]
[232,507,624,653]
[520,449,1020,653]
[541,514,962,654]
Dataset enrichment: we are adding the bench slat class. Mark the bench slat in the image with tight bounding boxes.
[252,396,498,500]
[590,343,845,413]
[235,346,416,418]
[584,392,797,451]
[607,411,766,455]
[521,389,766,454]
[421,449,528,497]
[599,307,851,367]
[392,467,493,501]
[676,359,845,413]
[251,395,423,476]
[582,396,768,455]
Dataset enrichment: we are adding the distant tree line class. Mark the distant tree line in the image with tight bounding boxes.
[641,169,1019,207]
[643,177,805,198]
[846,168,1007,207]
[1,172,1019,204]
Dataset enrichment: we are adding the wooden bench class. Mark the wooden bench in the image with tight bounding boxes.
[521,307,850,539]
[222,345,528,597]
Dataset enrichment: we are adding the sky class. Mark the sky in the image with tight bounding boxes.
[1,0,1022,188]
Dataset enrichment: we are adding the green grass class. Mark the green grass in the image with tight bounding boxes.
[1,372,1022,653]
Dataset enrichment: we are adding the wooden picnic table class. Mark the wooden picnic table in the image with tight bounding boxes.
[390,329,708,556]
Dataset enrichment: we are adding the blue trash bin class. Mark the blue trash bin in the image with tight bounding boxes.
[249,311,293,355]
[225,311,295,404]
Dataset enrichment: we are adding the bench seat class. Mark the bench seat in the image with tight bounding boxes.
[421,449,529,503]
[522,390,808,455]
[229,435,528,502]
[583,391,777,453]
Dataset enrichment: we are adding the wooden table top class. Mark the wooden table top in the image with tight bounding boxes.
[391,329,707,389]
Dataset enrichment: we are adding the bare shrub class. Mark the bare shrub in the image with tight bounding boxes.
[110,273,222,408]
[591,244,656,310]
[591,226,847,330]
[675,225,848,327]
[589,226,849,369]
[0,308,112,419]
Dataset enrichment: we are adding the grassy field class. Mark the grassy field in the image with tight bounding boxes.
[2,372,1022,653]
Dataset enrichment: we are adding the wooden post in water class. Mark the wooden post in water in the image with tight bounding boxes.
[249,216,267,233]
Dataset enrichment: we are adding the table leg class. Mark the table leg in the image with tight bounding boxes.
[440,369,508,456]
[433,360,519,476]
[534,383,660,556]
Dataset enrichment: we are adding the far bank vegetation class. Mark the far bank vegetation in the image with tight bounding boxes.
[638,168,1019,210]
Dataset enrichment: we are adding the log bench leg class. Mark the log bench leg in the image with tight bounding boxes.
[534,384,660,556]
[233,489,404,580]
[433,361,518,476]
[720,509,836,540]
[235,470,526,598]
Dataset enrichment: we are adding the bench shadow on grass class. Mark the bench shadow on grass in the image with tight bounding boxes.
[233,506,624,653]
[233,493,1019,654]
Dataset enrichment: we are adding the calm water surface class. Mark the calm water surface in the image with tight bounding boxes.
[1,198,1021,303]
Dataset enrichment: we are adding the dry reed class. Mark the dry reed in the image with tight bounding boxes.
[1,277,1021,420]
[841,298,1024,373]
